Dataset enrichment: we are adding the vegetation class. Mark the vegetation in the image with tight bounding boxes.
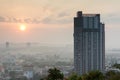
[68,71,104,80]
[105,70,120,80]
[112,63,120,69]
[41,67,120,80]
[46,68,64,80]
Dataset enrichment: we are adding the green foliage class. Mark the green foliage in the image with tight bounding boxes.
[87,71,105,80]
[68,71,104,80]
[46,68,64,80]
[42,68,120,80]
[105,70,116,77]
[112,63,120,69]
[40,78,44,80]
[105,70,120,80]
[80,74,89,80]
[108,74,120,80]
[77,76,82,80]
[68,73,78,80]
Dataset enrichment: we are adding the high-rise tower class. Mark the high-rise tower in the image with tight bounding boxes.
[74,11,105,75]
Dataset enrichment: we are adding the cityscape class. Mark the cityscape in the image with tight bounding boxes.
[0,0,120,80]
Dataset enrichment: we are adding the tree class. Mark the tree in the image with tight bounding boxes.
[80,74,89,80]
[46,68,64,80]
[105,70,120,80]
[41,68,105,80]
[87,71,105,80]
[68,73,78,80]
[105,70,116,78]
[112,63,120,69]
[68,71,104,80]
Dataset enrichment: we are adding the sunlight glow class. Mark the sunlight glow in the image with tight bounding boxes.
[20,24,26,31]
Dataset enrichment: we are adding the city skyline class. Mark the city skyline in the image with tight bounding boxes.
[0,0,120,49]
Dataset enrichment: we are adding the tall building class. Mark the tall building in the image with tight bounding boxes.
[74,11,105,75]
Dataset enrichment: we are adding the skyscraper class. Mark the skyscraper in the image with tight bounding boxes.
[74,11,105,75]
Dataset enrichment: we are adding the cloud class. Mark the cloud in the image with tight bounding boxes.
[24,18,32,23]
[0,16,22,23]
[0,16,6,22]
[57,12,69,17]
[0,11,73,24]
[42,17,52,24]
[0,11,120,26]
[42,17,72,24]
[0,16,41,24]
[24,18,41,24]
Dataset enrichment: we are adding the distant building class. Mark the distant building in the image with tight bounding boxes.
[74,11,105,75]
[23,65,34,80]
[6,42,10,48]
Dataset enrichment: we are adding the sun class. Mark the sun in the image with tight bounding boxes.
[20,24,26,31]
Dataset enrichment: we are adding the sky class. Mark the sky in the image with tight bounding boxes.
[0,0,120,49]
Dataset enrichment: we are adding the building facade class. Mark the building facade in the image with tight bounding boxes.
[74,11,105,75]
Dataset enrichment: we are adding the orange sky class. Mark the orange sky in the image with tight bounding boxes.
[0,0,120,48]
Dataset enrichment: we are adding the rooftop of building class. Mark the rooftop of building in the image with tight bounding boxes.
[82,14,100,17]
[76,11,100,17]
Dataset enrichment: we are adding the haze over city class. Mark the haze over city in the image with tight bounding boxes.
[0,0,120,49]
[1,0,120,80]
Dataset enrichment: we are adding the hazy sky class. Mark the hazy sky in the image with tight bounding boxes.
[0,0,120,49]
